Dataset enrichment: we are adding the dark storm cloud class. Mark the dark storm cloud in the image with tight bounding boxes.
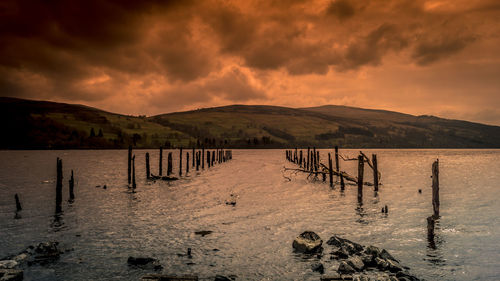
[412,36,476,65]
[326,0,356,21]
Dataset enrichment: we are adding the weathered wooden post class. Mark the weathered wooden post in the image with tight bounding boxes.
[167,152,173,176]
[179,147,183,177]
[132,155,136,189]
[196,151,200,171]
[307,147,310,170]
[357,155,364,202]
[340,173,345,191]
[202,147,205,169]
[15,194,22,211]
[328,153,333,187]
[192,147,195,167]
[56,158,63,213]
[207,150,211,168]
[372,154,379,192]
[69,169,75,200]
[159,146,163,176]
[212,150,215,166]
[186,152,190,174]
[432,159,440,218]
[313,147,317,172]
[316,151,320,171]
[128,145,132,184]
[299,150,303,167]
[427,216,435,241]
[145,153,150,179]
[294,148,298,163]
[335,146,339,179]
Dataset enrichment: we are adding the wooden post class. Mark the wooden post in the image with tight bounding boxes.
[145,153,150,179]
[167,152,173,176]
[432,159,440,218]
[202,147,205,169]
[316,151,320,171]
[69,169,75,200]
[313,147,317,172]
[179,147,183,177]
[56,158,63,213]
[192,148,195,167]
[328,153,333,187]
[212,151,215,166]
[15,194,22,211]
[186,152,190,174]
[340,173,345,191]
[196,151,200,171]
[335,146,339,179]
[128,145,132,184]
[427,216,435,241]
[132,155,136,189]
[294,148,298,163]
[307,147,310,170]
[207,150,211,168]
[372,154,379,192]
[299,150,303,167]
[357,155,364,202]
[159,146,163,176]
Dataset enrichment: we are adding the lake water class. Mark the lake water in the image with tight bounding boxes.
[0,149,499,280]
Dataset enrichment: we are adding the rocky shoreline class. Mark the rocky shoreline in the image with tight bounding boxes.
[293,231,421,281]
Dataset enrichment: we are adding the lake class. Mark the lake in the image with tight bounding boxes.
[1,149,499,280]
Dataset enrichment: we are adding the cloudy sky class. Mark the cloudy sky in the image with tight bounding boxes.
[1,0,499,124]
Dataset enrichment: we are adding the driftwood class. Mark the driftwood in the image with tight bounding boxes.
[283,165,374,186]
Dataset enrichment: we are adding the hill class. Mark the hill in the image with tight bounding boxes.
[1,97,500,149]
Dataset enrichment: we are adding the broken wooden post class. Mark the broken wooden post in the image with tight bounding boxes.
[167,152,173,176]
[69,169,75,200]
[432,159,440,218]
[335,146,339,179]
[372,154,379,192]
[202,147,205,169]
[145,153,150,179]
[357,155,364,202]
[159,146,163,176]
[56,157,63,213]
[427,215,435,241]
[328,153,333,187]
[186,152,190,174]
[132,155,136,189]
[128,145,132,184]
[179,147,183,177]
[15,194,22,211]
[340,173,345,191]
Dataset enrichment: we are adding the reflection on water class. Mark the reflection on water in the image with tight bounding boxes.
[0,149,500,280]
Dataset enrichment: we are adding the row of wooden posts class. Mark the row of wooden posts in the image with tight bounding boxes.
[127,146,233,189]
[285,146,380,202]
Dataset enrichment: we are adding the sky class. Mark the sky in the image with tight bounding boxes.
[1,0,500,124]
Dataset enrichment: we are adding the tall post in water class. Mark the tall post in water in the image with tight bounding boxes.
[328,153,333,187]
[128,145,132,184]
[69,169,75,200]
[212,150,215,166]
[186,152,190,174]
[202,147,205,169]
[132,155,136,189]
[316,151,320,171]
[145,153,150,179]
[357,155,364,202]
[192,147,195,167]
[432,159,440,218]
[307,147,310,170]
[196,151,200,171]
[299,150,303,167]
[335,146,340,179]
[179,147,183,177]
[207,150,211,168]
[372,154,379,192]
[167,152,173,176]
[15,194,22,211]
[56,158,63,213]
[340,173,345,191]
[159,146,163,176]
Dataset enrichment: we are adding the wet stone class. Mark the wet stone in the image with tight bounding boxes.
[0,269,23,281]
[292,231,323,253]
[312,262,325,274]
[338,261,355,274]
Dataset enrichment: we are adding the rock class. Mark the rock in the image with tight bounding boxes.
[127,257,162,271]
[359,253,374,267]
[13,254,28,263]
[0,261,18,270]
[330,248,349,259]
[32,242,60,264]
[320,272,341,280]
[375,257,390,271]
[363,245,381,258]
[214,275,232,281]
[0,269,23,281]
[292,231,323,253]
[327,236,363,255]
[386,259,403,273]
[380,249,398,263]
[225,201,236,206]
[396,271,420,281]
[346,256,364,271]
[312,262,325,274]
[195,231,213,237]
[338,261,355,274]
[141,274,198,280]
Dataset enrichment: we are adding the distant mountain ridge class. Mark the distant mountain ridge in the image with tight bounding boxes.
[1,97,500,149]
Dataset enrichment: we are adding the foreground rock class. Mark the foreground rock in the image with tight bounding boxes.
[292,231,323,253]
[141,274,198,280]
[322,235,420,281]
[127,257,162,271]
[0,269,23,281]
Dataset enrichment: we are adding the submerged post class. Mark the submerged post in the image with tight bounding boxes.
[196,151,200,171]
[307,147,310,170]
[186,152,190,174]
[192,147,195,167]
[427,215,435,241]
[15,194,22,211]
[212,150,215,166]
[159,146,163,176]
[335,146,339,179]
[357,155,364,202]
[179,147,183,177]
[56,158,63,213]
[207,150,211,168]
[146,153,150,179]
[340,173,345,191]
[167,152,173,176]
[432,159,440,218]
[299,150,303,167]
[69,169,75,200]
[202,147,205,169]
[132,155,136,189]
[328,153,333,187]
[372,154,379,192]
[128,145,132,184]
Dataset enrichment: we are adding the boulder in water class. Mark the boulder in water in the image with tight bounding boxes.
[292,231,323,253]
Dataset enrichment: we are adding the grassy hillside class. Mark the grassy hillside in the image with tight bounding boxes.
[2,97,500,149]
